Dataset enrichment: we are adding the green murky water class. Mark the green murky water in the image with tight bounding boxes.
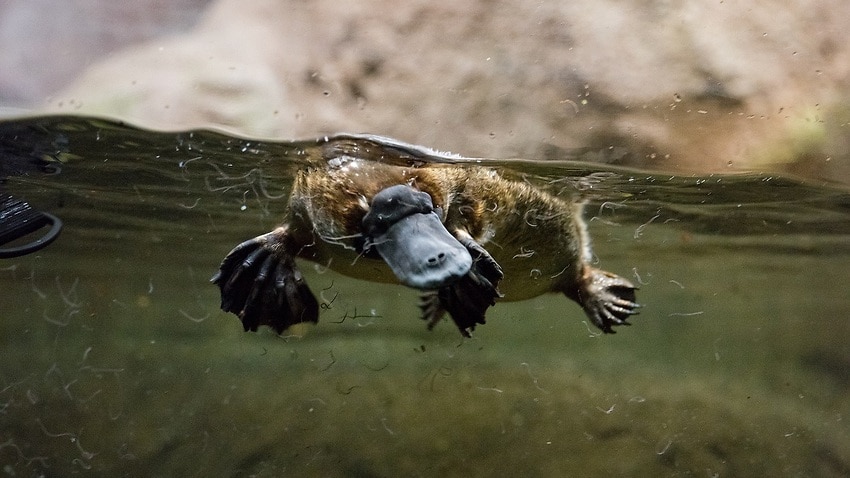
[1,116,848,476]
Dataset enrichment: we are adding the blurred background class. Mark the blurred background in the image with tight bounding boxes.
[1,0,849,182]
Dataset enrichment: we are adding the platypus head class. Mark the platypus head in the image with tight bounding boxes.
[362,185,472,290]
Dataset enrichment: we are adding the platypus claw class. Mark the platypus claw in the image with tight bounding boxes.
[578,268,640,334]
[212,227,318,334]
[419,234,504,337]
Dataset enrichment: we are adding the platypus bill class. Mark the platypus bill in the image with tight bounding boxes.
[211,135,639,338]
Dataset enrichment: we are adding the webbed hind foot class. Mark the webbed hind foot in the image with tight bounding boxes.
[211,226,318,334]
[576,267,640,334]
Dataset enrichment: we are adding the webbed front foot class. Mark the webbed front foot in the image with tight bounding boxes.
[211,226,318,334]
[420,233,504,337]
[575,267,640,334]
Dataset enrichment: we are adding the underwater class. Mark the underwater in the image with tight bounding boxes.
[1,115,849,476]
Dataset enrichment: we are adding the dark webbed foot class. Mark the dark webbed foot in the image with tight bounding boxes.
[420,232,503,337]
[211,226,318,334]
[576,268,640,334]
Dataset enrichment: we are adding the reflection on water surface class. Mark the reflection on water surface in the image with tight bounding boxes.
[1,116,848,476]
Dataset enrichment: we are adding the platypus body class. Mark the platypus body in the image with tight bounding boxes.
[212,136,639,337]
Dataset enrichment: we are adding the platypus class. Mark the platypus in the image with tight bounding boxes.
[212,135,639,337]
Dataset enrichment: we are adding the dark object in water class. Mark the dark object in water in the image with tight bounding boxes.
[212,136,639,337]
[0,193,63,258]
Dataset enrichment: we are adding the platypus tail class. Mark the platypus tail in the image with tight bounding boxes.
[211,226,319,334]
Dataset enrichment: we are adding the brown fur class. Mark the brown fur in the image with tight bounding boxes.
[287,161,588,302]
[214,138,639,335]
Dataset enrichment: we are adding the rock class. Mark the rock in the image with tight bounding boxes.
[25,0,850,179]
[0,0,211,106]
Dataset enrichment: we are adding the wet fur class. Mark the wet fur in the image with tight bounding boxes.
[213,154,639,336]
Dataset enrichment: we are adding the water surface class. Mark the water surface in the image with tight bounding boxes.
[1,116,848,476]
